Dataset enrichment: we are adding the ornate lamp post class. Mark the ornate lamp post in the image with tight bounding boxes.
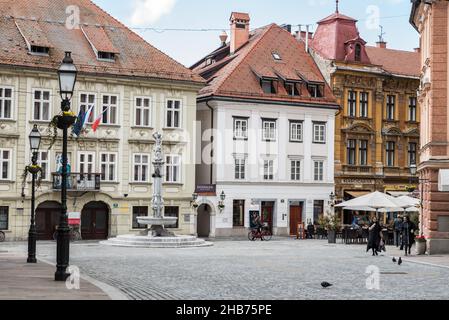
[55,52,77,281]
[191,193,199,209]
[218,191,226,212]
[27,125,41,263]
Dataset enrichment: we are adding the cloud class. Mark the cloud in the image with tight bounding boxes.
[130,0,176,26]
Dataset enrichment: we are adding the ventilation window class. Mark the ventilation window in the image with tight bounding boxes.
[205,57,214,66]
[30,45,50,55]
[355,44,362,62]
[272,52,282,61]
[98,51,116,61]
[261,80,277,94]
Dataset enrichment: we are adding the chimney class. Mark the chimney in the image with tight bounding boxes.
[219,30,228,46]
[414,47,421,53]
[376,41,387,49]
[230,12,250,54]
[281,24,292,34]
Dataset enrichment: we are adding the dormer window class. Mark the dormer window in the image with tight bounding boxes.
[30,45,50,56]
[205,57,214,66]
[308,84,324,98]
[355,44,362,62]
[285,82,300,96]
[261,79,277,94]
[98,51,116,61]
[272,52,282,61]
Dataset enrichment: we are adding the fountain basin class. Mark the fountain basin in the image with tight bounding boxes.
[100,235,213,248]
[137,216,178,227]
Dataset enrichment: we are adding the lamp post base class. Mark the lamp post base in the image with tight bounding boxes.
[54,270,70,282]
[27,228,37,264]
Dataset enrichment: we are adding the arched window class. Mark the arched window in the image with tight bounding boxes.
[355,44,362,62]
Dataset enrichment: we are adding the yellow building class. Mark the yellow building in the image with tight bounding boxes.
[308,9,421,217]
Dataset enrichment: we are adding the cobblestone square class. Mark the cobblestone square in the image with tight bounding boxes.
[2,239,449,300]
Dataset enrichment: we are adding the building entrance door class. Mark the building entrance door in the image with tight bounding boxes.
[81,201,109,240]
[289,205,303,236]
[261,202,274,232]
[36,201,62,240]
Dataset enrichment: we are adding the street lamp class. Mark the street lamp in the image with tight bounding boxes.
[191,193,199,209]
[218,191,226,213]
[27,125,41,264]
[55,52,77,281]
[220,191,226,202]
[409,161,429,237]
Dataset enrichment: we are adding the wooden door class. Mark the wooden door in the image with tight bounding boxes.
[36,202,61,240]
[81,202,109,240]
[290,206,303,236]
[261,202,274,232]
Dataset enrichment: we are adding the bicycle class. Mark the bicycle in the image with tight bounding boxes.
[248,224,273,241]
[0,231,5,242]
[53,226,82,242]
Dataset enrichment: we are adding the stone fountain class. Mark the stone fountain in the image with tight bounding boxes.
[101,132,212,248]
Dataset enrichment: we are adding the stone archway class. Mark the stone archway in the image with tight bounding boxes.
[36,201,62,240]
[197,204,212,238]
[81,201,110,240]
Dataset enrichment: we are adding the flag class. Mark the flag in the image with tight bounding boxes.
[72,109,85,136]
[82,105,94,127]
[92,106,109,132]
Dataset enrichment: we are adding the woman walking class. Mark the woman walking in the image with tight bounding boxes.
[367,217,381,256]
[401,216,416,256]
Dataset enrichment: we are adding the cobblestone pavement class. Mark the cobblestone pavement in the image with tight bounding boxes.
[2,239,449,300]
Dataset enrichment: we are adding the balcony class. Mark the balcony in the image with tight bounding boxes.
[342,165,373,175]
[52,173,101,192]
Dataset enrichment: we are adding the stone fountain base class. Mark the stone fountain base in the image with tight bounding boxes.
[100,235,213,248]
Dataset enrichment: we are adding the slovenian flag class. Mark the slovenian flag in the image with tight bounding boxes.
[72,105,94,137]
[92,106,109,132]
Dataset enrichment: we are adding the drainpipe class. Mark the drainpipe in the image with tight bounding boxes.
[206,101,214,185]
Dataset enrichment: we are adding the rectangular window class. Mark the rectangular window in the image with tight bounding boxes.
[408,142,417,166]
[233,118,248,139]
[314,161,324,182]
[165,155,181,183]
[289,121,303,142]
[78,152,95,176]
[37,151,50,180]
[386,142,395,167]
[0,149,11,180]
[100,153,117,182]
[166,99,181,128]
[263,160,274,180]
[133,154,150,182]
[165,206,179,229]
[285,82,300,96]
[101,95,118,125]
[409,97,417,122]
[0,87,13,119]
[313,123,326,143]
[359,140,368,166]
[0,206,8,230]
[291,160,301,181]
[262,119,277,141]
[79,93,96,124]
[348,91,357,117]
[132,206,148,229]
[313,201,324,223]
[386,95,396,121]
[233,200,245,227]
[261,80,276,94]
[360,92,369,118]
[33,90,51,121]
[347,139,356,165]
[308,84,323,98]
[235,158,245,180]
[135,97,152,127]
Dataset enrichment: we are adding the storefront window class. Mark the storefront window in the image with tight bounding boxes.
[233,200,245,227]
[313,201,324,223]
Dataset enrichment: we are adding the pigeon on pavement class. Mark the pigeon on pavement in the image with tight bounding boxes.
[392,257,397,263]
[398,257,403,266]
[321,282,333,289]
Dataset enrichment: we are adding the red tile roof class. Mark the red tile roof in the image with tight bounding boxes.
[193,24,337,107]
[0,0,204,84]
[365,46,420,78]
[230,12,250,21]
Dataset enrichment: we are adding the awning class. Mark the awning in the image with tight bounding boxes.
[345,191,371,199]
[386,191,410,197]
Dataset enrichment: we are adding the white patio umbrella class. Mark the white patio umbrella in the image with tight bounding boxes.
[396,196,420,207]
[343,206,377,212]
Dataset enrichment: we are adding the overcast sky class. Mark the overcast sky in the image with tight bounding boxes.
[92,0,419,68]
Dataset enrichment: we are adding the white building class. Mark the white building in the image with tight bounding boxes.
[191,13,339,237]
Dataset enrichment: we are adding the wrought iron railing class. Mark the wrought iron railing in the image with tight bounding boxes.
[52,173,101,191]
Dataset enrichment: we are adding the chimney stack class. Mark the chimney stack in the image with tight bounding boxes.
[219,30,228,46]
[230,12,250,55]
[376,41,387,49]
[414,47,421,53]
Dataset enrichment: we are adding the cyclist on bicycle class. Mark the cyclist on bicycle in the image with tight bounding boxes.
[253,214,264,234]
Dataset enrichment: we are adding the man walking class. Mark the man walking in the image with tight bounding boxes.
[394,215,403,248]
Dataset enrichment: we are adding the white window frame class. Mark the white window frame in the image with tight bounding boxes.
[0,149,12,180]
[101,94,119,125]
[78,93,96,124]
[0,86,14,120]
[77,152,96,175]
[313,161,324,182]
[262,119,277,141]
[32,89,51,121]
[234,157,246,180]
[100,152,117,182]
[37,150,50,181]
[165,154,181,183]
[233,118,248,140]
[263,159,274,181]
[313,123,326,143]
[289,121,303,142]
[291,160,301,181]
[165,99,182,129]
[133,153,150,183]
[134,96,152,127]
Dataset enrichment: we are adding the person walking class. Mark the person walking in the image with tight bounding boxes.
[393,215,403,248]
[367,217,382,256]
[401,216,416,256]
